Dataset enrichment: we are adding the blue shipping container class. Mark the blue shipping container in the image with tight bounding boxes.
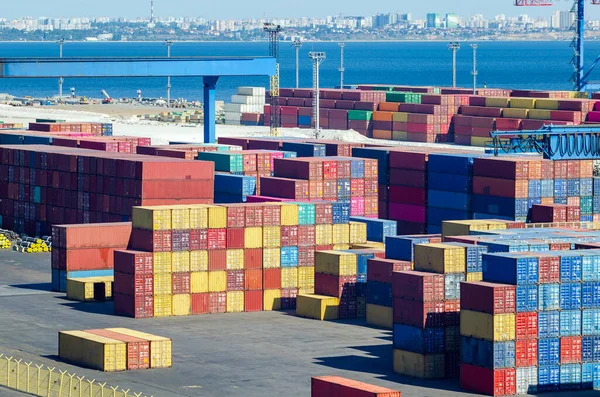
[427,207,470,226]
[445,242,487,273]
[427,153,475,175]
[352,147,388,185]
[539,284,561,311]
[472,195,529,218]
[541,179,554,198]
[560,310,582,337]
[337,179,351,198]
[428,173,472,194]
[538,365,560,393]
[583,282,600,308]
[385,235,433,261]
[517,284,538,312]
[538,311,560,338]
[349,217,397,243]
[539,338,560,365]
[582,363,600,390]
[332,202,350,224]
[461,337,515,369]
[583,309,600,336]
[582,253,600,282]
[554,196,568,205]
[280,246,299,267]
[560,283,582,310]
[561,254,583,282]
[582,336,600,363]
[483,253,539,285]
[445,273,465,301]
[393,324,445,354]
[560,364,582,390]
[281,142,326,157]
[567,179,581,197]
[480,240,529,253]
[581,178,594,196]
[366,281,392,307]
[214,174,257,196]
[349,159,365,179]
[528,180,542,198]
[428,190,471,211]
[555,179,567,197]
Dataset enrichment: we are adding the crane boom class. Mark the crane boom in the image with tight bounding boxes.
[514,0,553,5]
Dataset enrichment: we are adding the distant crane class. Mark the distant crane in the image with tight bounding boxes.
[101,90,112,104]
[57,39,65,100]
[292,38,302,89]
[338,43,345,89]
[309,52,326,137]
[515,0,600,91]
[448,42,460,88]
[264,23,282,137]
[165,40,174,107]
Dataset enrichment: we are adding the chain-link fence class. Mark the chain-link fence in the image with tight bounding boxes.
[0,353,153,397]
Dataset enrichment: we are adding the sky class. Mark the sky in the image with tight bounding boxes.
[1,0,595,20]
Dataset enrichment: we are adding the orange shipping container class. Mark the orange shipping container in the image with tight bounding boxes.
[373,111,394,122]
[54,222,132,249]
[85,329,150,370]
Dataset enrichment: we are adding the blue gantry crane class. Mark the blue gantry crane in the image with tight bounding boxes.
[516,0,600,92]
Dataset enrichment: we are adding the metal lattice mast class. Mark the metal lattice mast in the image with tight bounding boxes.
[165,40,173,107]
[309,52,326,137]
[292,39,302,89]
[338,43,345,88]
[57,39,65,100]
[264,23,282,136]
[470,44,478,95]
[448,42,460,88]
[570,0,585,90]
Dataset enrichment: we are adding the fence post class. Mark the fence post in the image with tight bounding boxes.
[110,385,119,397]
[14,359,21,390]
[86,379,95,397]
[35,364,43,395]
[58,369,68,396]
[122,388,130,397]
[67,372,76,397]
[24,362,32,394]
[76,375,84,397]
[98,381,107,397]
[47,367,56,397]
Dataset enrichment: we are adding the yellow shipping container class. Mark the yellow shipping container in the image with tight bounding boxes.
[535,99,560,110]
[281,267,298,289]
[349,222,367,244]
[58,331,126,372]
[315,224,333,246]
[366,304,393,329]
[172,294,191,316]
[392,131,408,141]
[226,291,244,312]
[393,349,445,379]
[153,252,172,273]
[333,244,351,250]
[106,328,172,368]
[263,226,281,248]
[461,310,516,342]
[245,227,263,248]
[298,266,315,289]
[392,112,409,122]
[190,272,209,293]
[190,250,208,272]
[154,294,172,317]
[299,287,315,295]
[263,289,281,311]
[485,97,510,108]
[414,243,466,274]
[315,251,357,276]
[227,249,245,270]
[528,109,552,120]
[502,108,529,118]
[207,205,227,229]
[442,219,487,237]
[510,97,536,109]
[470,136,495,147]
[280,204,299,226]
[153,273,172,295]
[296,294,339,321]
[332,224,350,245]
[486,220,508,230]
[209,271,227,292]
[467,272,483,282]
[263,248,281,268]
[189,205,209,229]
[171,251,190,272]
[66,276,113,302]
[131,206,172,230]
[170,205,191,230]
[352,242,385,250]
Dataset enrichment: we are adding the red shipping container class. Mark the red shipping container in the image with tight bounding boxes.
[172,272,190,294]
[85,329,150,370]
[460,364,516,396]
[226,228,245,249]
[560,337,582,364]
[190,229,208,251]
[472,176,529,198]
[54,247,117,271]
[191,293,209,314]
[245,290,263,312]
[315,273,357,299]
[473,158,530,180]
[460,282,516,315]
[537,255,570,284]
[263,204,281,226]
[392,298,445,328]
[392,271,445,302]
[245,205,264,227]
[323,180,338,200]
[389,186,426,205]
[245,269,263,291]
[516,339,538,367]
[208,250,227,271]
[531,204,567,223]
[280,288,298,310]
[281,225,299,247]
[244,248,263,269]
[263,268,281,289]
[298,246,315,267]
[129,229,172,252]
[389,169,426,188]
[367,258,412,283]
[171,230,190,252]
[273,158,323,180]
[580,160,594,178]
[541,160,554,179]
[114,250,153,275]
[298,225,316,247]
[322,160,339,180]
[54,222,132,249]
[226,270,245,291]
[567,206,581,222]
[516,312,538,340]
[226,206,246,228]
[311,376,401,397]
[114,293,154,318]
[208,292,227,314]
[444,300,461,327]
[207,228,227,250]
[351,179,365,197]
[260,177,309,200]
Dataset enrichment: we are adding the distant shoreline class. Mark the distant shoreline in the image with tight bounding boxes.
[0,39,582,44]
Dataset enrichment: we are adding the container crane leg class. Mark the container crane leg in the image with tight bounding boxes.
[203,76,219,144]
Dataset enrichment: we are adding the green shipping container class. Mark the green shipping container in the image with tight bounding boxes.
[296,203,316,225]
[197,152,244,173]
[347,110,373,121]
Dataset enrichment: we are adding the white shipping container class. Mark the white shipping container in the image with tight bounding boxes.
[238,86,266,96]
[224,103,264,113]
[224,112,242,121]
[224,119,242,125]
[516,367,538,395]
[231,95,265,106]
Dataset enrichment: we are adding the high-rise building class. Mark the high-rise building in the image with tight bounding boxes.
[559,10,574,29]
[426,13,441,28]
[445,13,459,28]
[551,10,560,28]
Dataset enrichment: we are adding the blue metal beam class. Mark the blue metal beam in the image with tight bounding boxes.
[0,57,277,144]
[0,57,276,78]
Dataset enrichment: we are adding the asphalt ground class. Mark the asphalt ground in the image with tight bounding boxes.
[0,250,598,397]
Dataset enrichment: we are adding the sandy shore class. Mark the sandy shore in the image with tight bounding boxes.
[0,103,484,151]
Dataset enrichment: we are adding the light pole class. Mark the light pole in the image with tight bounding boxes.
[448,42,461,88]
[309,52,326,136]
[291,39,302,89]
[338,43,345,89]
[165,40,174,107]
[57,39,65,100]
[470,44,478,95]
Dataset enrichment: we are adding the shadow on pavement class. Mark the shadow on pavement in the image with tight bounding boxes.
[61,301,115,316]
[9,282,52,291]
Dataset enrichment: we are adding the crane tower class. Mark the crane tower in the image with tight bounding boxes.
[264,23,282,137]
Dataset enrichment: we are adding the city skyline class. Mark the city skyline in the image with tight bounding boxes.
[0,0,593,20]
